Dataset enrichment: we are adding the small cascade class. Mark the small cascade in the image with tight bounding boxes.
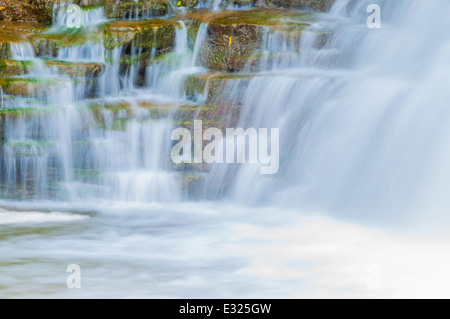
[54,5,107,29]
[57,41,106,61]
[10,43,36,61]
[4,0,450,300]
[2,0,445,210]
[146,21,207,98]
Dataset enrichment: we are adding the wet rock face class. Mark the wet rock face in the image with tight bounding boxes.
[104,0,169,19]
[187,9,312,72]
[0,30,31,59]
[0,0,54,23]
[44,60,105,78]
[0,0,171,23]
[255,0,334,11]
[202,22,262,72]
[102,19,177,52]
[0,0,336,194]
[0,39,11,60]
[179,0,198,8]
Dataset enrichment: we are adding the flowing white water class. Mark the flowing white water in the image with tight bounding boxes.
[54,5,107,29]
[2,0,450,298]
[197,0,450,227]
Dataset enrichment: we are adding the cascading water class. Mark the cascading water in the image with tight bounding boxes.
[2,0,450,298]
[197,0,450,227]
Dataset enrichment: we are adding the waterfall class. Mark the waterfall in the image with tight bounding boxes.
[4,0,450,299]
[10,43,36,61]
[146,21,206,98]
[54,5,107,29]
[4,0,449,216]
[57,41,106,61]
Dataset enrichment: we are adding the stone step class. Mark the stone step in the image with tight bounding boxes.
[102,0,171,19]
[0,76,98,99]
[0,30,30,59]
[0,59,105,78]
[44,60,105,78]
[86,98,240,130]
[0,60,32,77]
[3,8,334,75]
[30,28,103,58]
[184,71,255,105]
[0,139,56,157]
[101,19,178,52]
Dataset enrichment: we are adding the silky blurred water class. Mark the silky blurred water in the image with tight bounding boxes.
[3,0,450,298]
[2,201,450,298]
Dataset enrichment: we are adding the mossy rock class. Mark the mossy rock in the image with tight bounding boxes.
[0,78,36,96]
[0,0,55,23]
[0,21,46,33]
[178,173,204,196]
[0,31,31,59]
[171,103,241,131]
[86,100,132,129]
[102,19,177,53]
[104,0,169,19]
[0,107,57,142]
[2,139,55,157]
[0,77,77,97]
[184,72,254,105]
[87,99,192,127]
[178,0,254,9]
[0,106,50,118]
[255,0,334,11]
[0,59,32,76]
[178,0,198,8]
[86,99,240,133]
[30,28,103,57]
[185,9,312,72]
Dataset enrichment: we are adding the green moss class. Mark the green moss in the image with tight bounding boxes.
[73,168,100,181]
[0,59,6,74]
[0,0,54,23]
[44,60,105,78]
[0,77,65,97]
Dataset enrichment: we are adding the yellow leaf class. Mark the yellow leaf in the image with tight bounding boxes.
[0,6,6,11]
[176,1,182,7]
[229,35,232,46]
